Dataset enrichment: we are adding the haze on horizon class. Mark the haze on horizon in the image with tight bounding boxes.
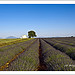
[0,4,75,38]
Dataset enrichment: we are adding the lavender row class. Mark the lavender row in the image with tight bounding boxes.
[40,39,75,71]
[0,39,36,67]
[4,39,39,71]
[43,38,75,60]
[47,38,75,47]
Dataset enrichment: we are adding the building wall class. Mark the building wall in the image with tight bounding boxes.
[20,35,27,38]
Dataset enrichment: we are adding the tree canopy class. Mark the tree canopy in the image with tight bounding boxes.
[28,31,37,38]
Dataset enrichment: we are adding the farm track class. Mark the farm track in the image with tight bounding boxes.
[37,39,47,71]
[0,39,37,71]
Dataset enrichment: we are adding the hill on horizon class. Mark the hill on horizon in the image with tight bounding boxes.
[6,36,18,39]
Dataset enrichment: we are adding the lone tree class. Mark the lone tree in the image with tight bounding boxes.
[28,30,37,38]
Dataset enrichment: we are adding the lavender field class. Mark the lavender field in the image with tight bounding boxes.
[0,37,75,71]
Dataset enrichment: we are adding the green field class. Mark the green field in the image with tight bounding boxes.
[0,38,33,47]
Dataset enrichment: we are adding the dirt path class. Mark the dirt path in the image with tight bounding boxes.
[37,39,47,71]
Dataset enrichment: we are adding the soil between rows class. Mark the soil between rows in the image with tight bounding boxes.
[37,39,47,71]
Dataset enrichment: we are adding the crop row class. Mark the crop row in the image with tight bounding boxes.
[43,38,75,60]
[0,38,33,47]
[4,39,39,71]
[40,39,75,71]
[0,38,34,52]
[47,38,75,47]
[0,39,36,67]
[48,37,75,42]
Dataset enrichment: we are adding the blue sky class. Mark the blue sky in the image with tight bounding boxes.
[0,4,75,38]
